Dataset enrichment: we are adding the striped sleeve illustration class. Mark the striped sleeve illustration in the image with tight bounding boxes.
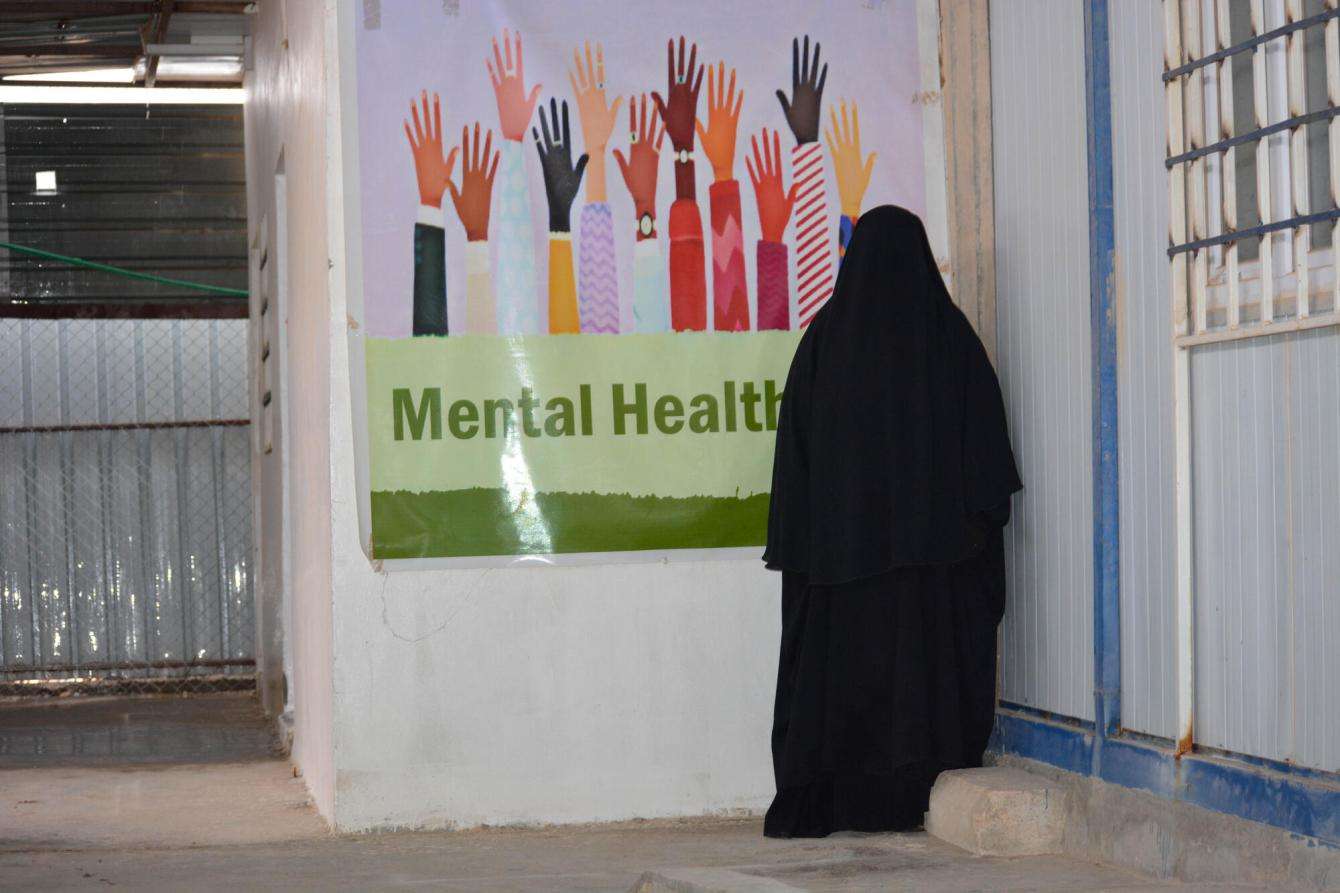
[577,202,619,333]
[791,141,832,328]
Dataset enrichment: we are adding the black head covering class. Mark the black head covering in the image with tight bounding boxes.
[763,205,1021,584]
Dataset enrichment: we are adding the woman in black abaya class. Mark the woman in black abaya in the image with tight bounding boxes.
[763,205,1021,838]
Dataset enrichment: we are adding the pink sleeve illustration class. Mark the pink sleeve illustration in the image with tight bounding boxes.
[709,181,749,331]
[696,61,749,331]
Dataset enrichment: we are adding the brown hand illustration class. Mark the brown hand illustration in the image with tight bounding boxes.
[694,61,744,183]
[447,122,500,242]
[403,90,459,209]
[613,94,665,237]
[652,36,704,153]
[746,127,799,243]
[487,29,543,142]
[775,35,828,146]
[825,99,876,218]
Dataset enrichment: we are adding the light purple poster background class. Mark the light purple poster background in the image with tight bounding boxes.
[355,0,924,338]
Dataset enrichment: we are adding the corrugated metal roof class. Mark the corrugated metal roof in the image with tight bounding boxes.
[1,102,246,316]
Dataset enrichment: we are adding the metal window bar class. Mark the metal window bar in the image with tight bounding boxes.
[1163,0,1340,759]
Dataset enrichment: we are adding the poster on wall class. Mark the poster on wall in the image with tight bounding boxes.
[348,0,946,564]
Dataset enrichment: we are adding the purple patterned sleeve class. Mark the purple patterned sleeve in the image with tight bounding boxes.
[577,202,619,333]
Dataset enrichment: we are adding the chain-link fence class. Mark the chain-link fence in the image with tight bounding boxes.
[0,316,254,696]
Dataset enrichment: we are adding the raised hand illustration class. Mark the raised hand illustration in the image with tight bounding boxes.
[534,98,589,334]
[746,128,800,330]
[570,41,623,333]
[447,122,501,333]
[825,99,876,258]
[614,94,670,332]
[403,90,458,336]
[776,35,833,327]
[488,29,542,142]
[696,62,749,331]
[652,36,707,332]
[487,29,542,333]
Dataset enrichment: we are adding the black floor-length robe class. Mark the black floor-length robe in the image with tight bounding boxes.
[761,206,1021,838]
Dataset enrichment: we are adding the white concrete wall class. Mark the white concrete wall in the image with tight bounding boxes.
[243,0,336,818]
[322,1,780,833]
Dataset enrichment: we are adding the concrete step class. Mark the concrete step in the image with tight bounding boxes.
[926,766,1069,856]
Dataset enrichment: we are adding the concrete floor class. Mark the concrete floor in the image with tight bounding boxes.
[0,695,1277,891]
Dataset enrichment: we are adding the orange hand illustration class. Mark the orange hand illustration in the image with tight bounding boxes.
[613,94,665,236]
[746,127,799,243]
[570,41,622,203]
[448,122,500,242]
[694,62,744,183]
[403,90,458,209]
[487,29,542,142]
[825,99,876,218]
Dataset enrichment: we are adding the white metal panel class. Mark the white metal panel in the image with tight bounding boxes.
[0,317,253,675]
[1191,328,1340,771]
[991,0,1096,721]
[1111,0,1179,739]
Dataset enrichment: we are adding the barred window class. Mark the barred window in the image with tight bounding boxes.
[1165,0,1339,343]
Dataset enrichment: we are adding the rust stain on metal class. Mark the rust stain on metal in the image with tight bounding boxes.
[1175,721,1194,759]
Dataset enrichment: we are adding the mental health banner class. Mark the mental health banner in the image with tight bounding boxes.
[349,0,944,562]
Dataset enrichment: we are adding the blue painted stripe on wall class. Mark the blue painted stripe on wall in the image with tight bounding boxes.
[993,711,1340,847]
[1083,0,1122,743]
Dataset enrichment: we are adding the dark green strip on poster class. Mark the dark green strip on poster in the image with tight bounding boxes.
[370,488,769,559]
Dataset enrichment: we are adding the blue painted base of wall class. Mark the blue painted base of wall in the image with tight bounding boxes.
[991,708,1340,848]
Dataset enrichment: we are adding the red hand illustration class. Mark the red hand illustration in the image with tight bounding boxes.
[613,94,665,238]
[403,90,458,209]
[652,36,704,153]
[746,127,799,243]
[447,122,500,242]
[487,29,543,142]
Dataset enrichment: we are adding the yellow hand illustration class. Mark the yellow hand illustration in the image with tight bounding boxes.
[570,41,623,203]
[824,99,876,219]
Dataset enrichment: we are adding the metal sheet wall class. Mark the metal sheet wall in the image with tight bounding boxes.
[991,0,1095,721]
[0,317,253,678]
[1109,0,1178,740]
[1191,329,1340,772]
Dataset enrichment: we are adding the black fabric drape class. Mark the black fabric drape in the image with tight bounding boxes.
[763,205,1021,585]
[761,206,1021,838]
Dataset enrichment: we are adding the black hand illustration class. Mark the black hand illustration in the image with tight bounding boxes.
[775,35,828,146]
[533,97,589,233]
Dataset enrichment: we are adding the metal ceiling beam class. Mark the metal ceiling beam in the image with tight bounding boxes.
[141,0,173,87]
[0,44,143,57]
[0,2,250,14]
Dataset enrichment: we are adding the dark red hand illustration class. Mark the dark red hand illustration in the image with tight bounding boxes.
[487,29,543,142]
[447,122,500,242]
[746,127,799,243]
[775,35,828,146]
[652,36,705,153]
[613,93,665,239]
[403,90,458,208]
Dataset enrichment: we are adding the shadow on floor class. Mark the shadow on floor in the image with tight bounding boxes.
[0,692,281,768]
